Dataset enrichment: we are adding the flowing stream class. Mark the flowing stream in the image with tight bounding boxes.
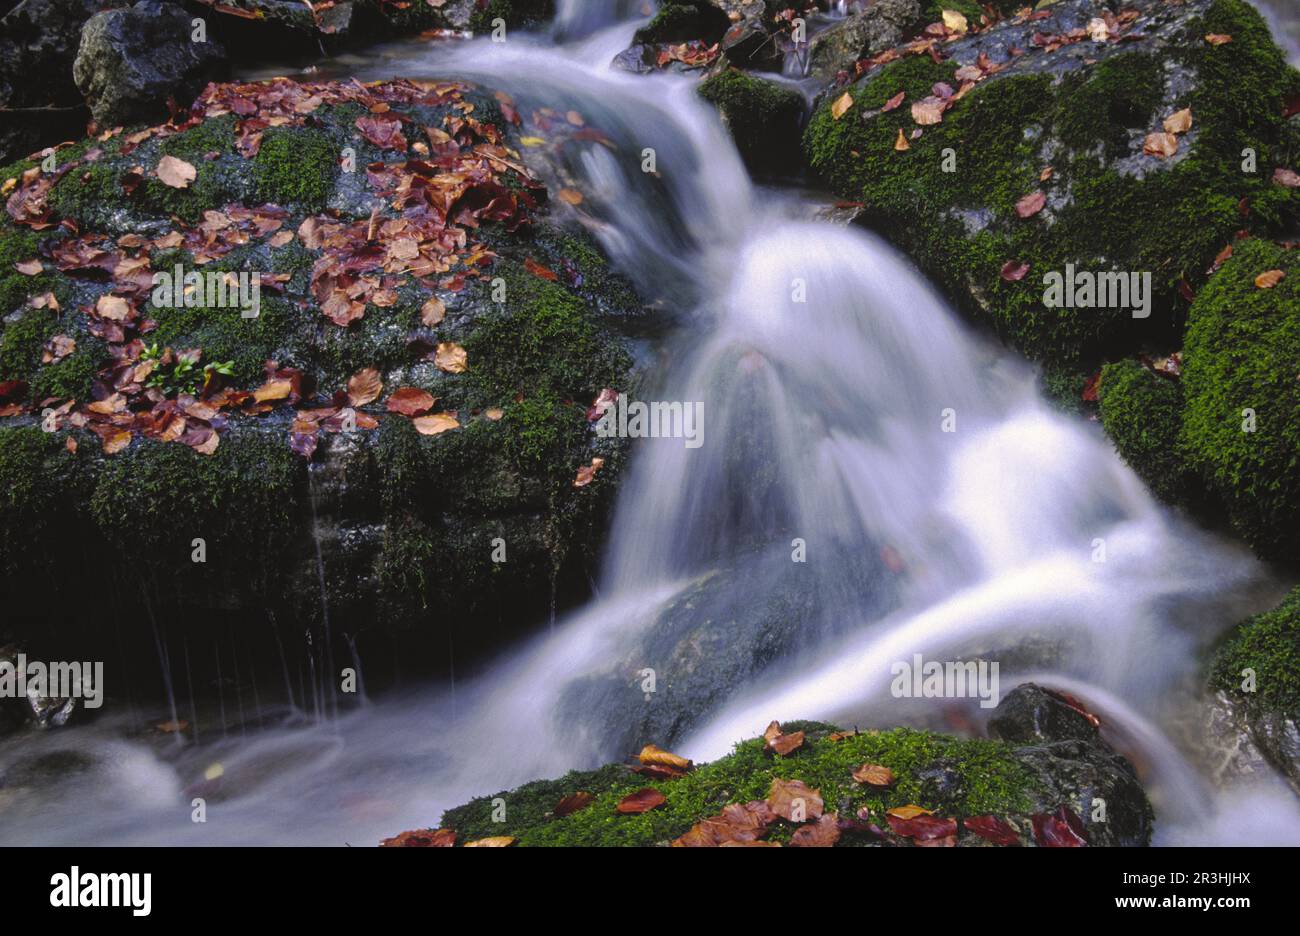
[2,4,1299,846]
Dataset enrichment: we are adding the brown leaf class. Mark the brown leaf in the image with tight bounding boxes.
[14,258,42,276]
[380,828,456,847]
[95,294,132,321]
[1000,259,1030,281]
[881,91,905,112]
[156,155,197,189]
[851,763,896,787]
[463,836,516,847]
[1015,190,1046,218]
[886,804,933,820]
[573,456,605,487]
[615,788,666,814]
[673,800,776,847]
[386,387,436,416]
[831,91,854,120]
[1254,269,1285,288]
[767,777,823,821]
[346,367,383,407]
[412,411,460,435]
[789,813,841,847]
[1204,33,1233,46]
[1162,108,1193,134]
[768,730,804,756]
[1273,168,1300,189]
[253,378,294,403]
[557,187,584,206]
[887,813,957,841]
[894,127,911,152]
[911,97,946,125]
[523,257,557,281]
[554,792,594,817]
[420,296,446,327]
[1143,132,1179,158]
[637,744,692,771]
[433,341,467,373]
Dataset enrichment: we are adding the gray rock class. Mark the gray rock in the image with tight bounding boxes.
[806,0,921,84]
[73,0,227,127]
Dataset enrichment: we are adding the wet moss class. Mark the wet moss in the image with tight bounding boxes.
[467,0,555,34]
[0,426,97,574]
[252,127,338,212]
[1180,237,1299,558]
[439,723,1043,846]
[634,1,729,44]
[1097,359,1190,505]
[148,292,300,387]
[1212,587,1300,718]
[698,69,805,175]
[30,340,110,403]
[0,223,53,317]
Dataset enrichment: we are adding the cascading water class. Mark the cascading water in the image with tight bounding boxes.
[2,9,1298,846]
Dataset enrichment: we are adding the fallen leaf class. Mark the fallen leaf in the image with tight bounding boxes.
[789,813,841,847]
[1255,269,1285,288]
[413,411,460,435]
[911,97,946,125]
[886,804,934,820]
[434,342,467,373]
[484,407,504,421]
[463,836,516,847]
[638,744,692,771]
[941,9,968,34]
[616,788,666,814]
[1204,33,1233,46]
[1274,168,1300,189]
[554,792,594,817]
[156,155,197,189]
[963,815,1022,846]
[1142,132,1179,157]
[881,91,905,112]
[573,456,605,487]
[887,813,958,841]
[1162,108,1193,134]
[673,801,776,847]
[380,828,456,847]
[1087,17,1109,42]
[1032,806,1088,847]
[767,777,823,821]
[1015,190,1046,218]
[420,296,446,327]
[831,92,854,120]
[95,294,132,321]
[1000,259,1030,281]
[524,257,558,281]
[14,258,42,276]
[851,763,896,787]
[894,128,911,152]
[346,367,383,406]
[386,387,436,416]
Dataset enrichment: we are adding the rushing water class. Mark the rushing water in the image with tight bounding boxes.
[3,6,1300,846]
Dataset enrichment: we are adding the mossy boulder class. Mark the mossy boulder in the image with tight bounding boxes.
[1209,588,1300,791]
[634,1,731,46]
[698,69,805,176]
[0,76,639,690]
[1097,358,1195,505]
[1180,237,1299,559]
[804,0,1300,366]
[432,684,1152,846]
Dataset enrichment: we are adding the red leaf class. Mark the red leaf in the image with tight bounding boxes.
[1000,259,1030,281]
[524,257,557,281]
[615,788,666,814]
[963,815,1021,846]
[1032,806,1088,847]
[1015,190,1046,218]
[886,814,958,841]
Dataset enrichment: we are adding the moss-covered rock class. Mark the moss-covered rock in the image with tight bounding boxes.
[1210,589,1300,790]
[1180,238,1299,559]
[1097,358,1192,505]
[0,76,640,688]
[434,684,1152,846]
[804,0,1300,365]
[698,69,805,176]
[634,1,731,46]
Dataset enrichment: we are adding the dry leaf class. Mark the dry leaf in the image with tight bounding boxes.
[767,777,823,821]
[1162,108,1193,134]
[1204,33,1233,46]
[386,387,436,416]
[886,804,934,820]
[554,792,594,817]
[156,155,197,189]
[831,92,854,120]
[380,828,455,847]
[1254,269,1285,288]
[420,296,446,327]
[558,188,584,206]
[413,411,460,435]
[14,258,42,276]
[1143,132,1179,157]
[1015,190,1046,218]
[346,367,382,406]
[573,456,605,487]
[881,91,905,112]
[463,836,516,847]
[894,127,910,151]
[615,788,666,814]
[434,342,467,373]
[911,97,946,125]
[638,744,692,771]
[852,763,896,786]
[941,9,968,34]
[1273,167,1300,188]
[789,813,841,847]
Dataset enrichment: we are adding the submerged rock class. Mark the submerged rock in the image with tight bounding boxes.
[433,683,1154,846]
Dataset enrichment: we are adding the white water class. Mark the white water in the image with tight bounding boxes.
[2,9,1298,846]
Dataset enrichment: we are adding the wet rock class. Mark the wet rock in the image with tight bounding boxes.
[74,0,228,127]
[988,683,1099,744]
[634,0,732,46]
[806,0,920,83]
[698,69,806,176]
[720,16,782,72]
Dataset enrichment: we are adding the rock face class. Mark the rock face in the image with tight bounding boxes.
[0,76,639,693]
[698,69,806,175]
[433,684,1154,846]
[806,0,923,83]
[74,1,228,127]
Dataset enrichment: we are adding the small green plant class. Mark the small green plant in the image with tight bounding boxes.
[138,343,234,396]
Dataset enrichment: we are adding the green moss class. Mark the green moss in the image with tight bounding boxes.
[1055,53,1165,157]
[147,291,298,388]
[698,70,805,175]
[502,388,576,470]
[1212,587,1300,718]
[252,127,338,211]
[30,341,109,403]
[0,223,53,317]
[0,426,97,573]
[634,1,729,44]
[89,433,301,563]
[1098,359,1190,505]
[439,723,1043,846]
[468,0,555,34]
[0,306,59,383]
[1180,238,1299,558]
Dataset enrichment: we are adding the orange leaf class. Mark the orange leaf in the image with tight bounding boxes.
[637,744,692,771]
[852,763,896,786]
[434,342,467,373]
[156,155,197,189]
[886,804,934,820]
[346,367,382,407]
[1254,269,1285,288]
[1142,132,1179,158]
[420,296,446,327]
[554,792,594,817]
[380,828,455,847]
[831,92,854,120]
[386,387,436,416]
[412,411,460,435]
[767,777,823,821]
[616,788,666,814]
[463,836,516,847]
[1162,108,1192,134]
[894,128,910,152]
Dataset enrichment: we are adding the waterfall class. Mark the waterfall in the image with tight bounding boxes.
[2,8,1297,846]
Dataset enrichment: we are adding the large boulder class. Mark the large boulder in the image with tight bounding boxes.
[429,684,1153,846]
[0,75,639,693]
[806,0,923,83]
[74,0,228,127]
[697,69,806,176]
[803,0,1300,365]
